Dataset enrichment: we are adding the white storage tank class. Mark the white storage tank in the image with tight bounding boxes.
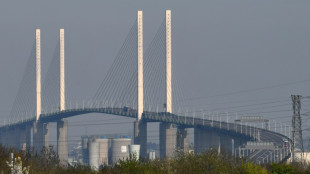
[149,151,156,160]
[88,139,100,170]
[96,136,109,166]
[81,136,89,164]
[129,145,140,160]
[111,136,131,165]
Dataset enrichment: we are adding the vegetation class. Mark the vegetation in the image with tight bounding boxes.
[1,145,310,174]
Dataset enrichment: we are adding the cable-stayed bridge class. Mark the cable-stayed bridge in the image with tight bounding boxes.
[0,10,291,165]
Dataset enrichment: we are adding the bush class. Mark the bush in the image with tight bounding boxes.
[235,162,267,174]
[270,163,295,174]
[2,144,310,174]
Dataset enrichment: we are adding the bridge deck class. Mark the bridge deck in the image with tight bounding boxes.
[0,107,291,164]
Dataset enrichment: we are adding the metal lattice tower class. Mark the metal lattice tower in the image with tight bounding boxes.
[291,95,304,162]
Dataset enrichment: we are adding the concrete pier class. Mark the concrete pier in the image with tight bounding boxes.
[134,120,147,158]
[13,127,20,149]
[194,128,207,153]
[4,127,18,148]
[219,134,233,155]
[57,119,68,162]
[33,122,49,152]
[43,123,49,147]
[25,124,32,150]
[176,127,189,153]
[33,122,42,151]
[1,128,9,147]
[18,126,27,150]
[160,123,177,158]
[0,131,2,145]
[8,128,15,147]
[0,131,4,146]
[194,128,220,154]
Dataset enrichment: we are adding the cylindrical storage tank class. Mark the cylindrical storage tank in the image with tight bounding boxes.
[129,145,140,160]
[111,138,131,165]
[82,136,89,148]
[149,151,156,160]
[96,138,109,166]
[88,140,100,170]
[81,136,89,164]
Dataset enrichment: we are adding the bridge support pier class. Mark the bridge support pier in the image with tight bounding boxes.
[13,127,20,149]
[0,131,5,146]
[134,120,147,158]
[7,129,13,147]
[1,128,9,147]
[8,128,15,147]
[234,137,244,149]
[1,130,8,146]
[33,122,41,151]
[11,128,20,148]
[160,123,177,158]
[18,126,28,150]
[0,131,2,145]
[25,124,32,150]
[33,122,49,152]
[219,134,233,155]
[194,128,208,153]
[3,128,9,147]
[194,128,220,154]
[1,125,30,150]
[57,119,68,163]
[43,123,49,147]
[176,127,189,153]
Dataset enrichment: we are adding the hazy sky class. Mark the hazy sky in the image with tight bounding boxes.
[0,0,310,146]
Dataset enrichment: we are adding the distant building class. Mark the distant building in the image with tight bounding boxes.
[81,135,140,169]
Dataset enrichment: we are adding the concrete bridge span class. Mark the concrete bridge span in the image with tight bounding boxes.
[0,107,291,164]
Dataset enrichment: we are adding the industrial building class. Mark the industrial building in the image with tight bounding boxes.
[81,135,140,169]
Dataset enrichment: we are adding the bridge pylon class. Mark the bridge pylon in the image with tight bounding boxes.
[36,29,42,121]
[137,10,144,121]
[60,29,65,111]
[166,10,172,113]
[33,29,50,152]
[57,29,68,163]
[160,10,181,158]
[134,10,148,158]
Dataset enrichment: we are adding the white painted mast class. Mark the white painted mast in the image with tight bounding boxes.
[60,29,65,111]
[166,10,172,113]
[137,11,144,120]
[36,29,41,120]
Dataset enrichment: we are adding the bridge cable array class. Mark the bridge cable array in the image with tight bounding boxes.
[9,43,36,123]
[93,20,138,109]
[42,42,60,113]
[9,15,189,124]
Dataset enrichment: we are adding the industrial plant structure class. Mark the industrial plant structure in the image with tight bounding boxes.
[81,135,140,169]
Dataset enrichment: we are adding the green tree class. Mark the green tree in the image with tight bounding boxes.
[234,162,267,174]
[270,163,295,174]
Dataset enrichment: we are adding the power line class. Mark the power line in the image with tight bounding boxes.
[182,78,310,102]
